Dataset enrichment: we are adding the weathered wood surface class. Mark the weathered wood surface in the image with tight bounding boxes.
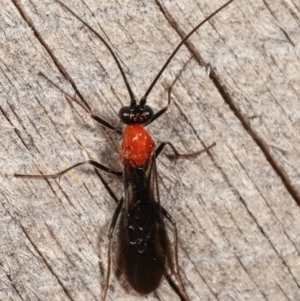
[1,0,300,300]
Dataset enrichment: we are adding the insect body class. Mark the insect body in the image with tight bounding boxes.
[118,110,166,295]
[15,1,234,300]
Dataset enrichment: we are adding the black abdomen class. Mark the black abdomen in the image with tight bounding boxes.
[118,202,167,294]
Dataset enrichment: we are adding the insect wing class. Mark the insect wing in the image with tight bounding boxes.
[118,155,168,294]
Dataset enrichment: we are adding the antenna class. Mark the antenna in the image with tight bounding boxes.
[55,0,137,105]
[140,0,234,105]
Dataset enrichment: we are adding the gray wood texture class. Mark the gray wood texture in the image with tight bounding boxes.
[1,0,300,300]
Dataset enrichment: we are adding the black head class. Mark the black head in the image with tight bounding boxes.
[119,102,153,125]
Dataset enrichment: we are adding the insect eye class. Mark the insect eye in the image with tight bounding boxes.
[142,105,153,122]
[119,106,131,124]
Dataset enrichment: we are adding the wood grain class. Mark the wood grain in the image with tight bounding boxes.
[1,0,300,300]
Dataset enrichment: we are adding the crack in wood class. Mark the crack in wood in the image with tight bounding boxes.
[154,0,300,208]
[11,0,91,111]
[20,224,76,301]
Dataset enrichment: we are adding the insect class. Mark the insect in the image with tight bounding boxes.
[15,0,234,300]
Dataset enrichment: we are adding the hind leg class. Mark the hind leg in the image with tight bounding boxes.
[161,207,191,301]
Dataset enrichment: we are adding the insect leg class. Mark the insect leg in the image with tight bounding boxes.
[145,58,192,126]
[14,160,122,179]
[102,197,124,301]
[155,141,215,160]
[39,72,122,134]
[164,276,190,301]
[161,206,190,301]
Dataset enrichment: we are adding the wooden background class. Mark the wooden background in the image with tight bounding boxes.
[1,0,300,300]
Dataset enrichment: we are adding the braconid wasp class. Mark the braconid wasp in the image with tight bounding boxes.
[15,0,234,300]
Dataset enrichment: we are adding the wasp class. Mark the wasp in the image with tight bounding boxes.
[15,1,234,300]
